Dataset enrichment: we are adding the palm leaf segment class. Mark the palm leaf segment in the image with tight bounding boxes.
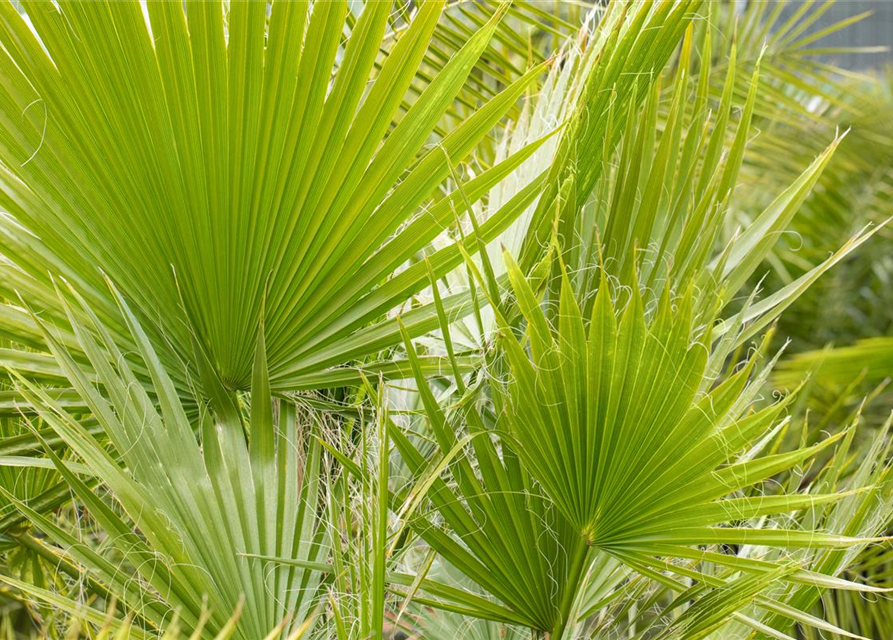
[0,0,549,393]
[5,284,325,639]
[394,328,595,635]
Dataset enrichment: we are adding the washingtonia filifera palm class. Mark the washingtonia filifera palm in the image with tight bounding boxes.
[0,1,704,635]
[0,1,892,639]
[382,7,889,639]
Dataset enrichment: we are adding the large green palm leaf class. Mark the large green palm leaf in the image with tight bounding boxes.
[0,0,550,394]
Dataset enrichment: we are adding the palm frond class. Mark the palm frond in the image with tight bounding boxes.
[0,0,548,395]
[3,285,326,639]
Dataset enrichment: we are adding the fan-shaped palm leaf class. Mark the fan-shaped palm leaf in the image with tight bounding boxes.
[0,0,552,396]
[2,284,325,639]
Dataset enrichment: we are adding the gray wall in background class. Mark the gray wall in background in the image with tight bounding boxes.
[779,1,893,70]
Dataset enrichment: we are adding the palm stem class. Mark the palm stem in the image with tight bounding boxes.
[550,538,591,640]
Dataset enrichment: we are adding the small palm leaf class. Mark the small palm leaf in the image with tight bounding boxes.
[497,256,839,546]
[3,285,326,639]
[478,255,888,636]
